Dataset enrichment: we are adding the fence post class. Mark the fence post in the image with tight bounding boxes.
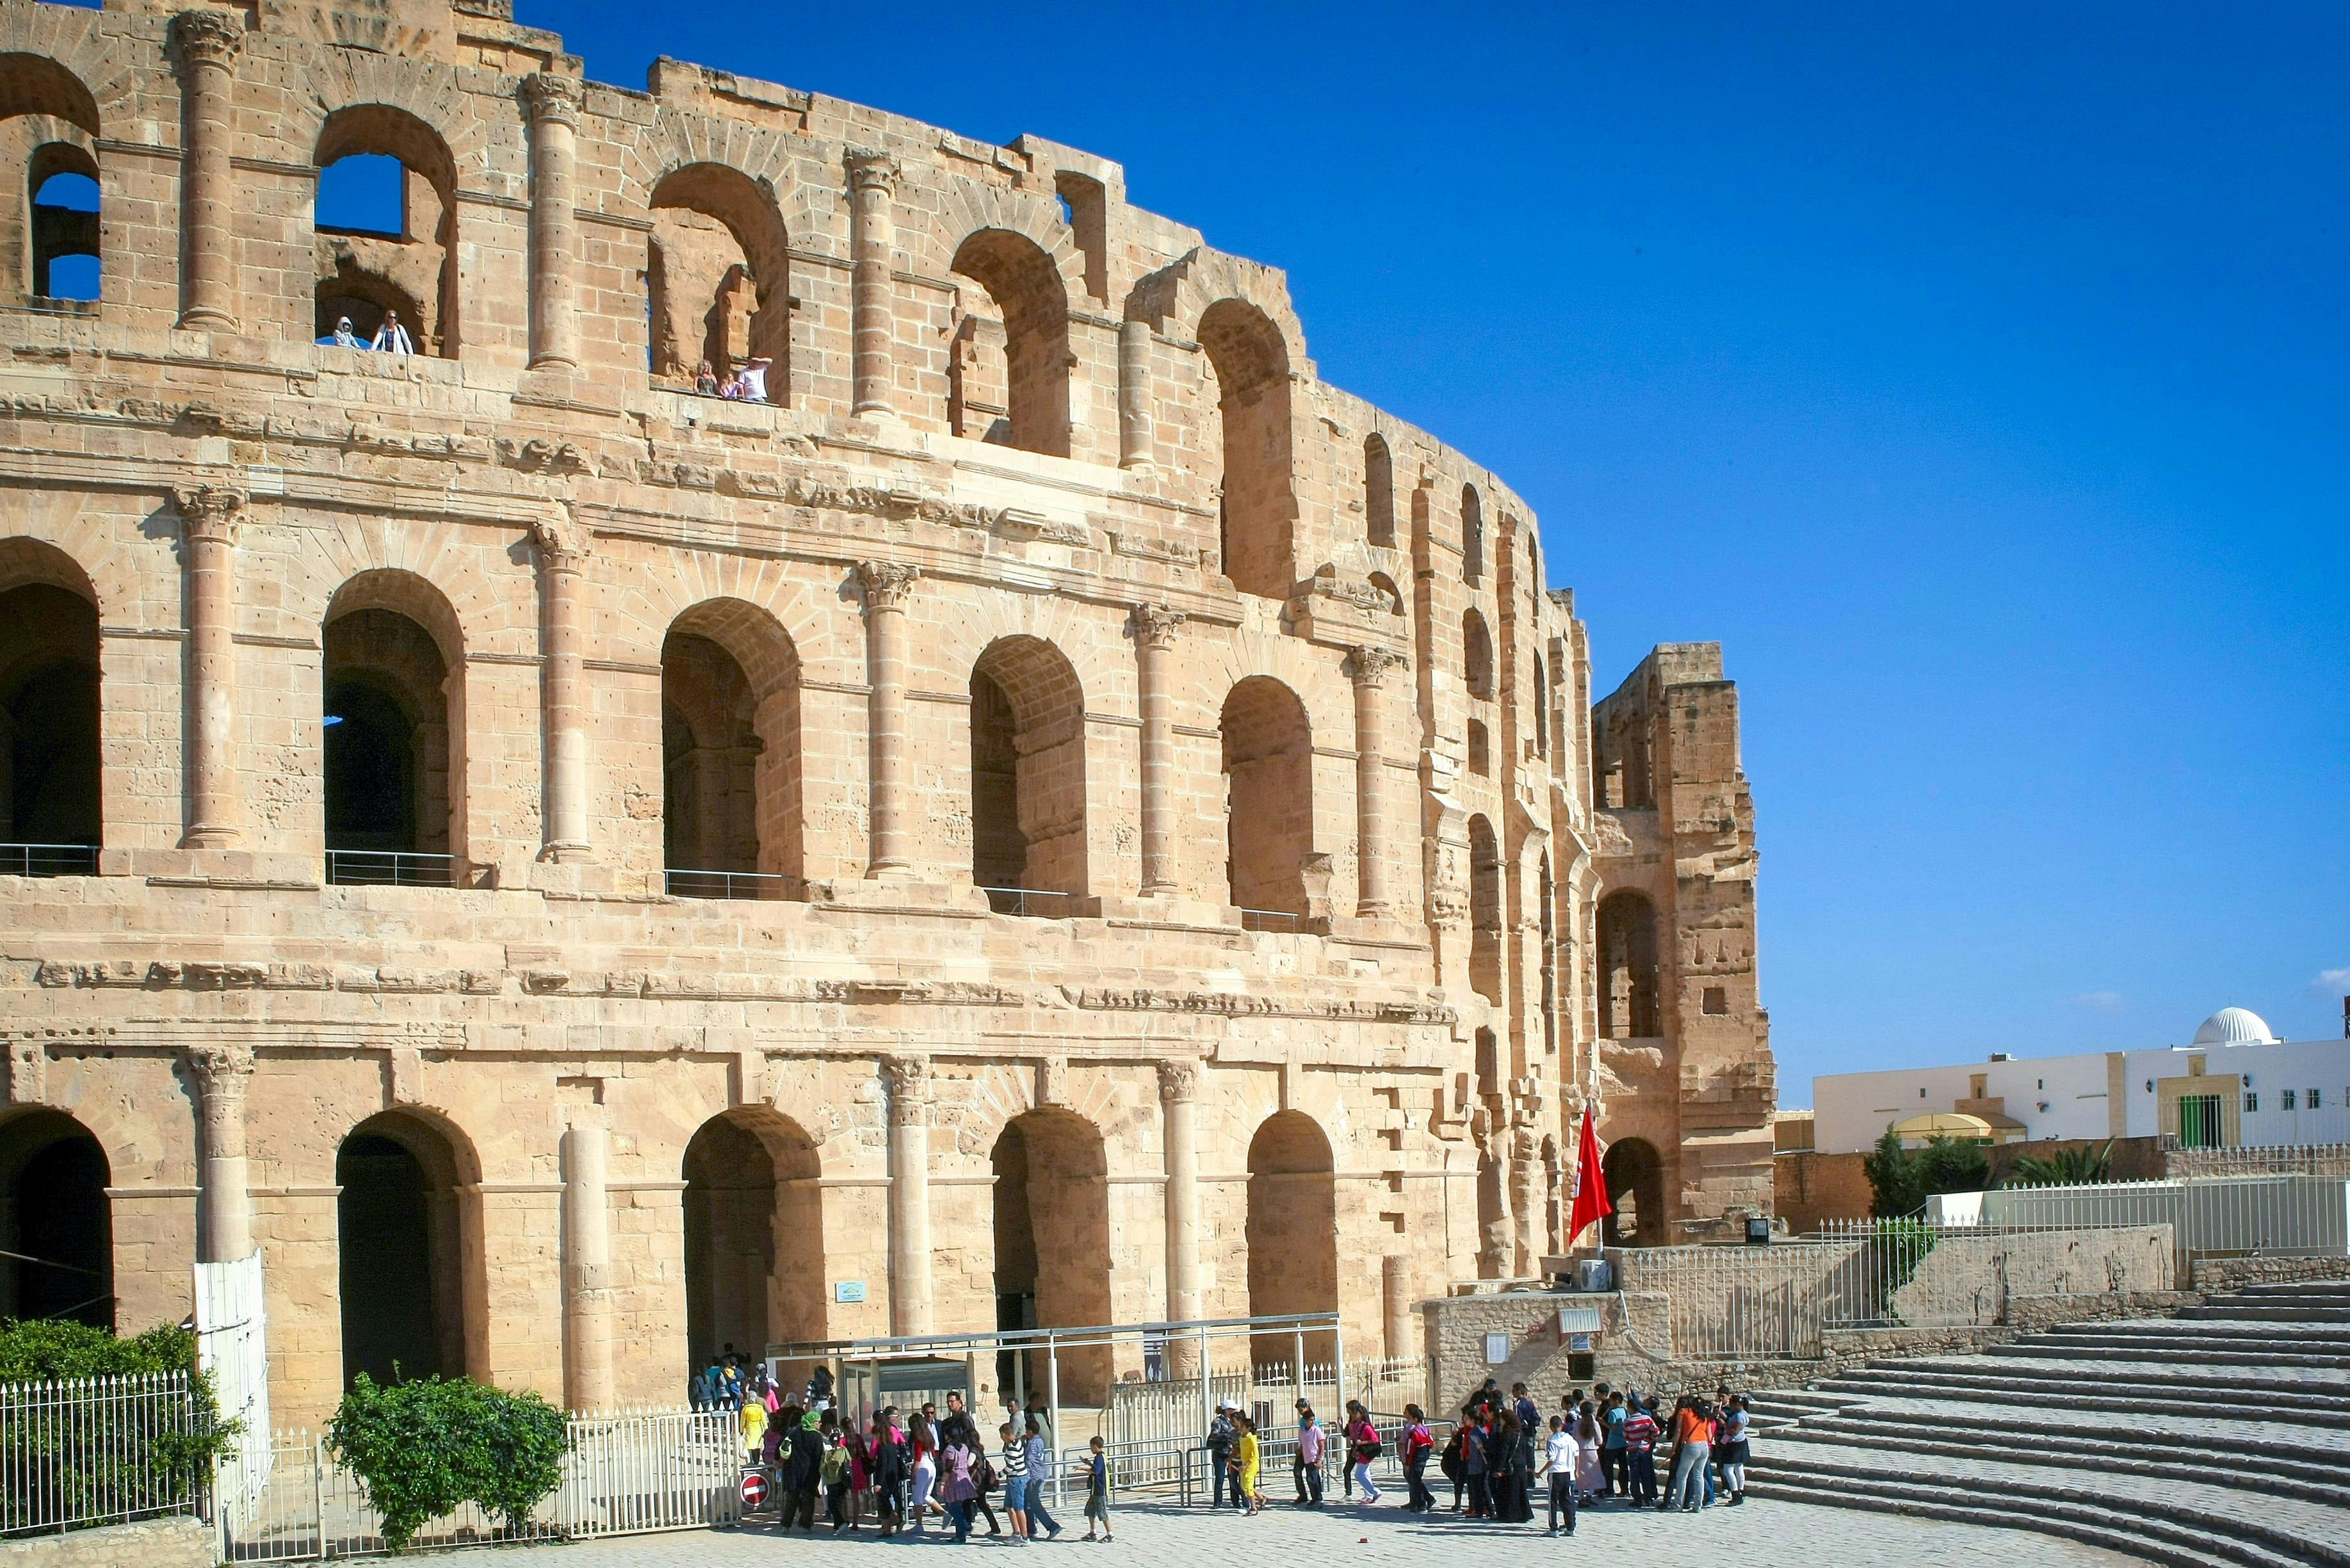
[1047,1332,1063,1513]
[1333,1316,1347,1414]
[1197,1320,1213,1454]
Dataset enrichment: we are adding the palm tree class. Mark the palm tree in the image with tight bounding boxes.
[2003,1139,2115,1187]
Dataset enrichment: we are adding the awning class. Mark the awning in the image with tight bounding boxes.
[1890,1110,2027,1146]
[1555,1305,1605,1335]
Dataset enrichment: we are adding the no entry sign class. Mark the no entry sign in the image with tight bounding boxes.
[740,1470,770,1510]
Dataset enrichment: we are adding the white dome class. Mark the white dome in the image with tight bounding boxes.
[2191,1006,2278,1047]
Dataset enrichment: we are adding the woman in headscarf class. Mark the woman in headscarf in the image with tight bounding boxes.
[780,1408,825,1531]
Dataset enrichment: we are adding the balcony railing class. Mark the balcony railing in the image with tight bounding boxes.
[1239,907,1306,933]
[0,842,99,877]
[981,885,1074,917]
[325,850,457,887]
[666,868,788,900]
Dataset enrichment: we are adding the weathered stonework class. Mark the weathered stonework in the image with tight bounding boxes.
[0,0,1773,1427]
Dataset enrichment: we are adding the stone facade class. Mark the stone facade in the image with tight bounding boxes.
[0,0,1773,1428]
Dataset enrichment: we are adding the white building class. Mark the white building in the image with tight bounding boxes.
[1811,1007,2350,1155]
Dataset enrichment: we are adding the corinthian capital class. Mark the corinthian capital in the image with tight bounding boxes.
[1346,644,1409,687]
[171,9,244,72]
[1131,603,1188,651]
[856,559,921,610]
[880,1055,931,1124]
[1155,1058,1200,1104]
[184,1040,255,1096]
[173,484,247,546]
[845,148,902,197]
[531,514,592,570]
[520,72,583,129]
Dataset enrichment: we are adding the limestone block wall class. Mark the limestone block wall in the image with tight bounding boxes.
[0,0,1771,1430]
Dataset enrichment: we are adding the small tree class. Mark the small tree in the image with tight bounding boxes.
[0,1318,238,1528]
[2004,1139,2114,1187]
[1865,1129,1992,1218]
[327,1374,570,1551]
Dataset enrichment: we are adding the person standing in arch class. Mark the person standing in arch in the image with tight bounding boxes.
[371,308,414,355]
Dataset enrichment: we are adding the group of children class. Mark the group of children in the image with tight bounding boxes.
[1438,1378,1752,1530]
[690,355,774,401]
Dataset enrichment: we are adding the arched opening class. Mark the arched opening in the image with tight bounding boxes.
[29,151,97,302]
[1468,814,1502,1005]
[314,106,458,355]
[1368,571,1402,616]
[1532,654,1550,758]
[336,1110,474,1386]
[1220,677,1312,927]
[1463,610,1493,700]
[0,1109,111,1329]
[647,163,791,399]
[1198,299,1295,599]
[1461,484,1485,581]
[1598,710,1652,810]
[660,599,802,899]
[1601,1136,1667,1248]
[682,1109,822,1383]
[1052,172,1108,304]
[1597,889,1662,1039]
[1245,1110,1336,1366]
[0,560,100,873]
[969,636,1087,914]
[322,574,462,886]
[991,1108,1112,1403]
[948,230,1071,456]
[1363,433,1395,547]
[0,54,102,311]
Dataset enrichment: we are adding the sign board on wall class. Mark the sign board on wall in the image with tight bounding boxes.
[1484,1332,1511,1364]
[835,1281,866,1304]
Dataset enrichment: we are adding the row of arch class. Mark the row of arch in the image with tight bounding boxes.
[0,1099,1340,1405]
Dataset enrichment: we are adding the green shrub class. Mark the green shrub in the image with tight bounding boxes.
[2004,1139,2115,1187]
[1864,1128,1992,1217]
[0,1318,237,1530]
[326,1374,571,1551]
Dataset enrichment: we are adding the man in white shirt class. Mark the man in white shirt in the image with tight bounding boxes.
[1537,1414,1576,1537]
[736,354,772,403]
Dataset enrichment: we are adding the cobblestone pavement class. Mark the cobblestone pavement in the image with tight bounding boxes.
[421,1496,2150,1567]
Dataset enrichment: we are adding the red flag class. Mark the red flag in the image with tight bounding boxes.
[1566,1104,1614,1249]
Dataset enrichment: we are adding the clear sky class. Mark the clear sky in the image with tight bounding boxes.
[520,1,2349,1096]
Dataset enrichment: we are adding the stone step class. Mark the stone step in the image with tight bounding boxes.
[1746,1468,2291,1568]
[1768,1419,2350,1508]
[1816,1369,2350,1428]
[2006,1337,2350,1370]
[2038,1314,2350,1340]
[1838,1356,2350,1403]
[2178,1302,2350,1323]
[1793,1400,2350,1475]
[1753,1389,1854,1417]
[2233,1281,2350,1298]
[1760,1448,2344,1568]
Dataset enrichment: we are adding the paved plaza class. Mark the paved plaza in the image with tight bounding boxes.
[422,1498,2146,1568]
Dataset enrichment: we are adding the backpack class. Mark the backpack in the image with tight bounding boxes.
[823,1443,850,1485]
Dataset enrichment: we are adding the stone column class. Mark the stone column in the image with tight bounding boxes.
[1131,605,1186,896]
[845,149,901,417]
[1381,1254,1413,1361]
[855,560,920,878]
[171,10,241,330]
[1158,1060,1201,1371]
[882,1056,933,1336]
[1346,646,1408,917]
[1117,320,1153,469]
[174,485,246,848]
[186,1042,254,1263]
[519,74,582,371]
[561,1120,614,1411]
[534,517,591,863]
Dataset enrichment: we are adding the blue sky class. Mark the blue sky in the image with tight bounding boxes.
[521,1,2349,1095]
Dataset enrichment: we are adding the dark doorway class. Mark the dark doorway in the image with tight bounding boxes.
[336,1113,469,1387]
[0,1110,112,1328]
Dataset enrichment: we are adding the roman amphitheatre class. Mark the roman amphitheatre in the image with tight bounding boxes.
[0,0,1772,1428]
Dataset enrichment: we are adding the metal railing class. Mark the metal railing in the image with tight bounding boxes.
[0,841,99,877]
[665,868,788,900]
[981,885,1074,917]
[218,1407,738,1562]
[323,850,457,888]
[1064,1411,1453,1507]
[1972,1173,2350,1281]
[1808,1217,2175,1332]
[1239,907,1306,933]
[1,1371,206,1538]
[2167,1142,2350,1179]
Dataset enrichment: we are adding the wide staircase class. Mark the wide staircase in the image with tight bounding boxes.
[1747,1280,2350,1567]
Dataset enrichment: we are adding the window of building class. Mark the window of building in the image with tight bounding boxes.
[2244,1091,2258,1113]
[1468,720,1490,775]
[2281,1089,2297,1111]
[1702,986,1728,1016]
[2310,1088,2323,1110]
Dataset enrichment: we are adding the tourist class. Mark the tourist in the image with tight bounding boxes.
[1718,1394,1751,1505]
[1439,1421,1466,1510]
[807,1362,835,1411]
[871,1411,906,1537]
[694,359,720,395]
[1023,1413,1063,1539]
[939,1428,978,1542]
[738,1386,767,1462]
[780,1409,823,1530]
[1600,1390,1628,1497]
[1665,1395,1710,1514]
[1233,1414,1263,1515]
[998,1421,1030,1544]
[1079,1434,1113,1542]
[844,1419,871,1532]
[371,307,414,355]
[1512,1381,1541,1439]
[326,315,363,349]
[1573,1399,1605,1501]
[1462,1405,1490,1517]
[1536,1414,1576,1537]
[908,1423,937,1534]
[1206,1402,1239,1509]
[1400,1404,1435,1512]
[1296,1406,1326,1505]
[942,1391,1001,1535]
[1292,1400,1314,1503]
[735,353,772,402]
[821,1414,852,1532]
[1496,1407,1532,1521]
[1343,1400,1384,1505]
[1623,1397,1660,1507]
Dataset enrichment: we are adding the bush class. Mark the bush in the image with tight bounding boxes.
[327,1374,571,1551]
[1864,1128,1992,1218]
[0,1318,237,1530]
[2004,1139,2115,1187]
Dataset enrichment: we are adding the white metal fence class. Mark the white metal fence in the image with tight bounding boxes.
[1810,1218,2175,1330]
[218,1407,739,1562]
[0,1371,206,1537]
[1960,1174,2350,1279]
[1106,1357,1429,1457]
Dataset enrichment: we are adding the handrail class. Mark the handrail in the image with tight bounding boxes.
[666,868,787,900]
[324,850,456,887]
[1238,907,1306,932]
[0,841,99,877]
[980,885,1073,917]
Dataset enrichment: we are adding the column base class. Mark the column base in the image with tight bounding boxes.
[177,309,236,332]
[528,858,613,896]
